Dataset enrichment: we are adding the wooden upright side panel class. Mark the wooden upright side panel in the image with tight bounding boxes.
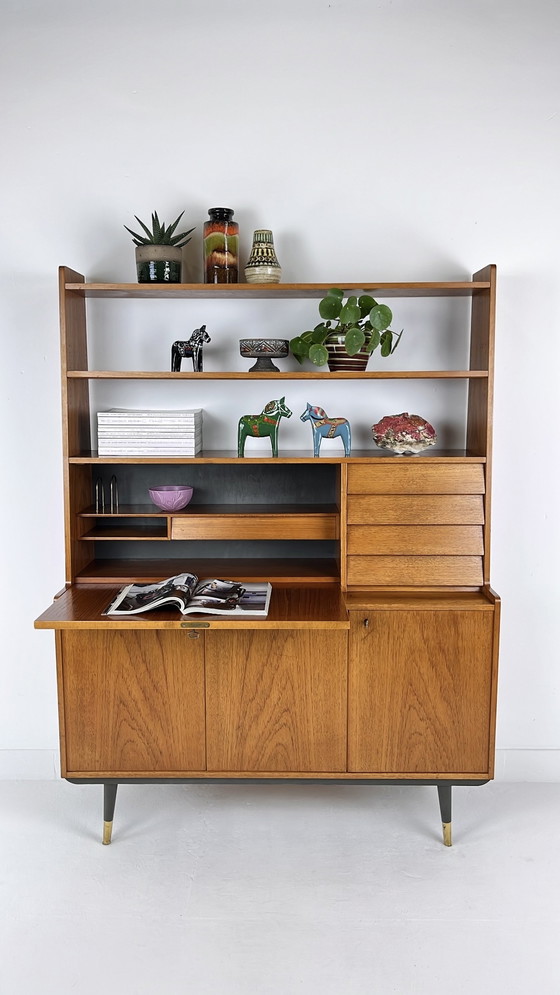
[348,610,495,774]
[59,268,92,584]
[60,630,206,774]
[205,630,347,772]
[467,265,496,582]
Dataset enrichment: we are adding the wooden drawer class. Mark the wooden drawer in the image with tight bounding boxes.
[347,555,484,587]
[347,494,485,525]
[347,464,485,495]
[171,513,338,541]
[347,525,484,556]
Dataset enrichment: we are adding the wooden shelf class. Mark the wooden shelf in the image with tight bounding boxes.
[69,449,487,464]
[35,582,350,629]
[79,503,339,517]
[66,280,491,299]
[72,558,340,585]
[78,504,340,541]
[67,369,489,380]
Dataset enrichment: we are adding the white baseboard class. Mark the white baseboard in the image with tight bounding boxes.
[0,750,59,779]
[0,749,559,781]
[494,750,560,782]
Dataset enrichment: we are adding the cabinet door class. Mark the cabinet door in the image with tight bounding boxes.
[60,630,206,774]
[348,610,494,775]
[205,630,347,772]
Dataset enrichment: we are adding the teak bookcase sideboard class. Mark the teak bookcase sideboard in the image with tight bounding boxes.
[35,265,500,847]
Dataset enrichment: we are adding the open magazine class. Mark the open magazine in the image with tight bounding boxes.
[104,573,272,617]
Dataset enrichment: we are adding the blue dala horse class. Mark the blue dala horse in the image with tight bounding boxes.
[171,325,211,372]
[300,402,351,457]
[238,397,292,457]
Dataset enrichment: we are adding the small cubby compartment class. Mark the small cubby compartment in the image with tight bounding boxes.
[72,461,342,584]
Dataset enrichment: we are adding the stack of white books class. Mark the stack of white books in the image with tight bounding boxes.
[97,408,203,456]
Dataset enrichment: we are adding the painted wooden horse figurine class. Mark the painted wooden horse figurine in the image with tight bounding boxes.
[238,397,292,457]
[300,402,351,456]
[171,325,211,372]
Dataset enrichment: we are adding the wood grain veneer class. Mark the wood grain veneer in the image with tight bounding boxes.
[347,555,484,587]
[348,610,494,774]
[347,463,485,494]
[170,511,338,540]
[34,583,350,629]
[347,525,484,556]
[347,494,485,525]
[205,630,347,772]
[60,630,206,774]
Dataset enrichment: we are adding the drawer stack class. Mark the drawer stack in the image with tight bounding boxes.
[346,463,485,587]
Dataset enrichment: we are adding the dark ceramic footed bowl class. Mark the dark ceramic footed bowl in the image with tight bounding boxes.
[239,338,289,372]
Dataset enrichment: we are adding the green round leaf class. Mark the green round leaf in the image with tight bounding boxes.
[344,326,366,356]
[326,287,344,301]
[366,328,381,353]
[358,294,377,318]
[319,296,342,320]
[339,301,361,324]
[290,335,310,357]
[309,343,329,366]
[369,303,393,332]
[311,323,329,343]
[380,330,393,357]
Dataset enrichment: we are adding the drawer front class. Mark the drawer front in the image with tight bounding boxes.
[347,525,484,556]
[347,464,485,495]
[347,555,484,587]
[347,494,485,525]
[171,514,338,540]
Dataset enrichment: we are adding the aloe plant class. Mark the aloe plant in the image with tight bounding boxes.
[290,288,403,367]
[124,211,195,247]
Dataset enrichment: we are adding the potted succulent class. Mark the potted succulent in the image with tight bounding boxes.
[124,210,195,283]
[290,288,403,371]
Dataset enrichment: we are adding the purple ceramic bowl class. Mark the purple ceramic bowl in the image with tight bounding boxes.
[148,485,194,511]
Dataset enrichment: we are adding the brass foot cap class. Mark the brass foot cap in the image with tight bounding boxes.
[442,822,452,847]
[102,820,113,845]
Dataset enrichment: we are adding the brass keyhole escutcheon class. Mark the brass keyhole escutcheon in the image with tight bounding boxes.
[187,630,200,639]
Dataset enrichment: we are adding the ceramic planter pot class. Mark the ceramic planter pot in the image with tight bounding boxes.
[135,244,182,283]
[325,333,370,372]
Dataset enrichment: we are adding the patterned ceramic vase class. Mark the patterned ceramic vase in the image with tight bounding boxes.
[203,208,239,283]
[244,229,282,283]
[324,333,371,372]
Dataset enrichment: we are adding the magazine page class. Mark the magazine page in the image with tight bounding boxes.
[181,582,272,617]
[105,573,199,615]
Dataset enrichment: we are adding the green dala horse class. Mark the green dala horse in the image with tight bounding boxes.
[237,397,292,457]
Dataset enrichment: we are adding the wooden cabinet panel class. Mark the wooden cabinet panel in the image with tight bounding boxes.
[171,512,338,540]
[347,525,484,555]
[205,630,347,772]
[347,555,484,586]
[347,494,485,525]
[347,464,485,494]
[61,630,206,774]
[348,610,494,774]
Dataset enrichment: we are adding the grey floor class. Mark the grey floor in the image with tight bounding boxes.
[2,780,560,994]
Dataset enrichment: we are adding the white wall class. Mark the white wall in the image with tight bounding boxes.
[1,0,559,779]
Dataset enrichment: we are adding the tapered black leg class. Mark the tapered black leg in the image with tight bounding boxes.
[437,784,452,846]
[102,783,118,845]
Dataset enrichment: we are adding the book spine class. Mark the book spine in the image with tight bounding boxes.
[97,418,201,426]
[97,432,202,445]
[97,448,203,455]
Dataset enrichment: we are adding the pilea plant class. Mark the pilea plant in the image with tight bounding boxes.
[290,288,403,367]
[124,210,195,247]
